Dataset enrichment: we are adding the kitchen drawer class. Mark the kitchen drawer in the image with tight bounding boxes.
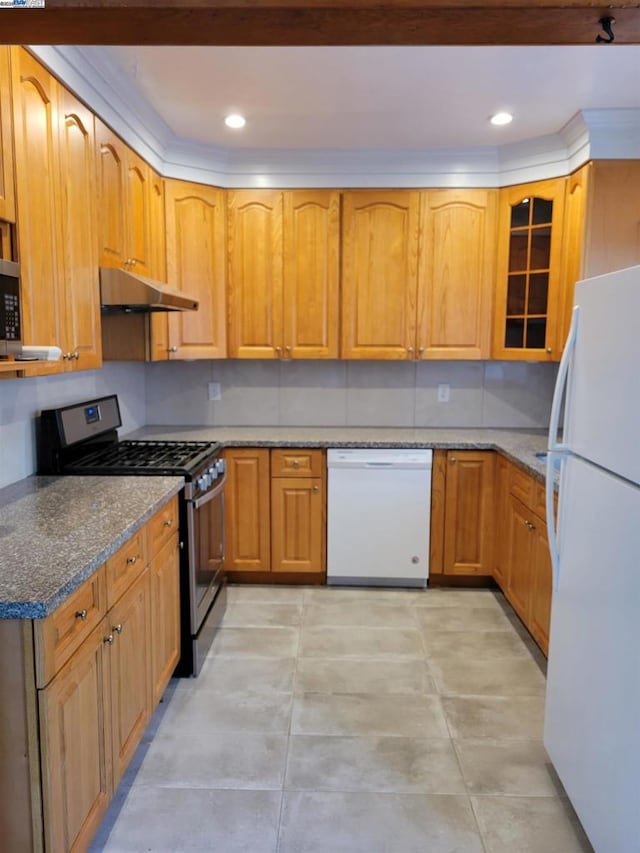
[271,449,323,478]
[34,564,107,688]
[509,464,535,506]
[148,496,179,559]
[106,527,148,609]
[533,481,547,520]
[533,479,558,522]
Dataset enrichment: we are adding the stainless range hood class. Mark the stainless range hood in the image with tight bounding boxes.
[100,267,199,313]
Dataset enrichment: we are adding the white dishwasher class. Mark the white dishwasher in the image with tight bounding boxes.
[327,447,432,587]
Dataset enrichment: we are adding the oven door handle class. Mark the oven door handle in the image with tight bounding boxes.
[189,476,225,509]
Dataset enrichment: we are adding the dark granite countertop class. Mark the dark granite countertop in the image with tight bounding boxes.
[1,427,555,620]
[127,426,551,482]
[0,475,183,619]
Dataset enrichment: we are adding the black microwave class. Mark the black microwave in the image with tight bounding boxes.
[0,258,21,359]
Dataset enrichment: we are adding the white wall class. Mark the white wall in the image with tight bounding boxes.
[0,363,146,489]
[145,359,558,430]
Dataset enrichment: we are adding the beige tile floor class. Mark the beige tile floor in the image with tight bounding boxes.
[90,586,594,853]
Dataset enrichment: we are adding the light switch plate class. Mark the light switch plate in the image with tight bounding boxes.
[208,382,222,401]
[437,383,450,403]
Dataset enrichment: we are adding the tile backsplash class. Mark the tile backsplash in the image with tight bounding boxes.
[0,358,556,490]
[146,359,558,430]
[0,363,146,489]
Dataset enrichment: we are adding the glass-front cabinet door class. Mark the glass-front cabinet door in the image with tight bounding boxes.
[493,178,566,360]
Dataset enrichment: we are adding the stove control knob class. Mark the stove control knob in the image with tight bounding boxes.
[197,475,209,491]
[216,459,226,475]
[208,466,219,481]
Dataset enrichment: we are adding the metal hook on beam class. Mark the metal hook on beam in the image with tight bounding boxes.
[596,16,615,44]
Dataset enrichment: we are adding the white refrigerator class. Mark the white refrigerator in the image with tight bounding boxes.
[544,265,640,853]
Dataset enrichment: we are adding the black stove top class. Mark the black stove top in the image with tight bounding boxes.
[67,439,221,479]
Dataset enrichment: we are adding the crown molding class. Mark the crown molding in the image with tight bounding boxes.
[32,45,640,189]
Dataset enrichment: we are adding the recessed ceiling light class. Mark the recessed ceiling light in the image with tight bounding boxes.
[490,112,513,127]
[225,113,246,129]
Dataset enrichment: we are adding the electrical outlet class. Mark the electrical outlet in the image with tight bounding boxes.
[437,383,450,403]
[208,382,222,401]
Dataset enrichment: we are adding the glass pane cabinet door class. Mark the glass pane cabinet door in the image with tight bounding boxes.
[494,179,565,360]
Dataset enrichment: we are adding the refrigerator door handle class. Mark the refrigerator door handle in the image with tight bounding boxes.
[548,305,580,454]
[546,451,561,589]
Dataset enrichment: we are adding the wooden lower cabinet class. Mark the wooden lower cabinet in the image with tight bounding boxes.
[107,569,151,788]
[439,450,495,575]
[271,477,324,573]
[528,517,552,655]
[149,534,181,706]
[496,461,554,656]
[493,454,510,587]
[223,448,271,572]
[39,620,112,853]
[224,447,326,579]
[0,499,181,853]
[505,496,534,621]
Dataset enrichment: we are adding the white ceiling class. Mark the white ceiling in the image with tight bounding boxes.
[102,45,640,151]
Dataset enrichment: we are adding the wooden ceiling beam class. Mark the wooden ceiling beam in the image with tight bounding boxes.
[0,3,639,46]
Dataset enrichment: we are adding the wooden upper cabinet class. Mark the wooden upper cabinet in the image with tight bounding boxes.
[149,168,169,361]
[124,147,152,276]
[10,48,65,360]
[228,189,283,358]
[341,190,420,359]
[419,189,496,359]
[442,450,495,575]
[581,160,640,278]
[493,177,566,361]
[95,118,127,270]
[283,190,340,359]
[165,179,227,359]
[0,47,16,223]
[57,88,102,370]
[558,163,590,350]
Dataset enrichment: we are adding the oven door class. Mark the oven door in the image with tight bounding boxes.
[186,475,225,631]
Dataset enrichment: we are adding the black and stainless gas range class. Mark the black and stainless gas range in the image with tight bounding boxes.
[37,394,226,676]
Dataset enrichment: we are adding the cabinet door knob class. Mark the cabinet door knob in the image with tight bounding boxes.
[275,346,281,355]
[546,347,553,354]
[126,555,138,565]
[75,609,88,621]
[168,346,178,353]
[312,485,319,493]
[104,634,114,645]
[112,624,123,634]
[292,459,300,468]
[407,346,414,355]
[163,518,173,528]
[450,457,457,464]
[418,347,425,356]
[285,346,291,355]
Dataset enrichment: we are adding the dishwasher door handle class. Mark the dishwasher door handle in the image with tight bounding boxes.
[364,462,395,467]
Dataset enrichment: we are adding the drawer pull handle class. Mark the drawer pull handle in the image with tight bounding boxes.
[126,556,138,565]
[75,609,88,621]
[163,519,173,528]
[292,459,300,468]
[104,634,114,645]
[112,624,123,634]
